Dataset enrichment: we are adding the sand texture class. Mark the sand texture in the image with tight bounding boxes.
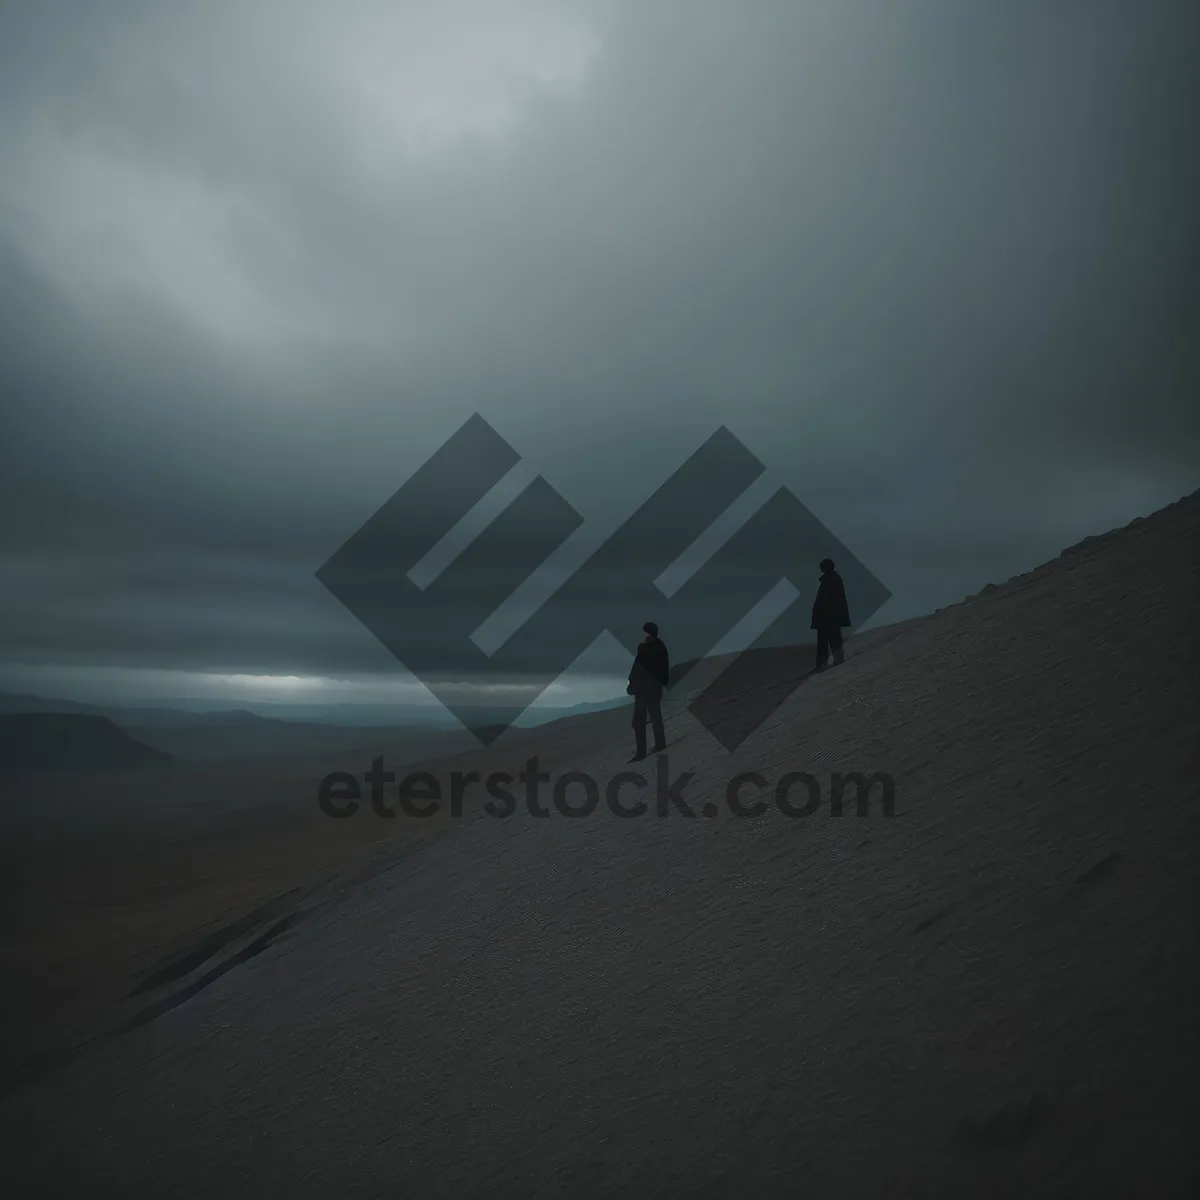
[2,490,1197,1197]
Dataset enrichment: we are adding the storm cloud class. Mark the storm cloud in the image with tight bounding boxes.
[2,1,1197,705]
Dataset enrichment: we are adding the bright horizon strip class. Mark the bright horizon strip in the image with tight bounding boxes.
[0,664,629,708]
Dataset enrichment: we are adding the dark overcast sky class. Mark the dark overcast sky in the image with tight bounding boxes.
[1,1,1198,707]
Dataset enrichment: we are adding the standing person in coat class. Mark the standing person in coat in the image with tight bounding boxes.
[627,621,669,761]
[811,558,851,671]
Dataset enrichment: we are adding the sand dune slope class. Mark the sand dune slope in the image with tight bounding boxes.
[3,491,1198,1197]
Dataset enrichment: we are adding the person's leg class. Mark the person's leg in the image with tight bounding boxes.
[831,626,845,665]
[631,695,648,758]
[815,627,830,669]
[649,697,666,751]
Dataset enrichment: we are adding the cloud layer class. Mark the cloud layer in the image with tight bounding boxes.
[2,1,1197,700]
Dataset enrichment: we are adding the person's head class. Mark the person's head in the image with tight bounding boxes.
[819,558,835,574]
[642,620,659,641]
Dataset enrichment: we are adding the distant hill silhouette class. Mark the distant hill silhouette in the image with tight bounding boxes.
[0,693,279,728]
[0,713,174,771]
[0,690,627,732]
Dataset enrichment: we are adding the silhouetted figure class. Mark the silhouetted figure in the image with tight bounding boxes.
[811,557,850,671]
[627,621,669,761]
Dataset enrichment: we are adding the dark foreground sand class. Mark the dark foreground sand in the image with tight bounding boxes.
[1,491,1197,1196]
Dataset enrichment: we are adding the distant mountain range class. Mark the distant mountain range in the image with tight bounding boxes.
[0,689,632,766]
[0,692,285,728]
[0,690,628,730]
[0,713,174,771]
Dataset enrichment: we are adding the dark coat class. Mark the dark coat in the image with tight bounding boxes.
[810,569,851,630]
[628,636,670,697]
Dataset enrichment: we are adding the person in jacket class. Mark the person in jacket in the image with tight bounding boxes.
[811,558,851,671]
[627,621,669,761]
